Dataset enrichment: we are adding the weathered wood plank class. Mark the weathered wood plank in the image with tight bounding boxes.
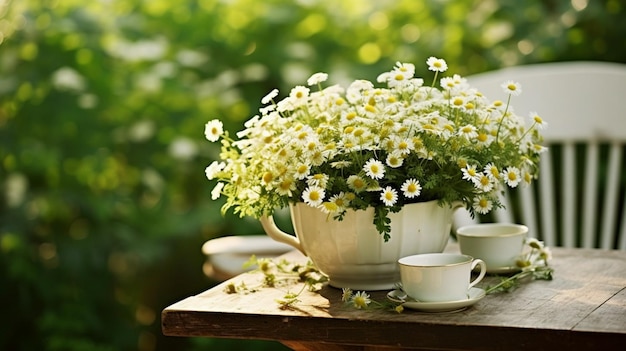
[162,246,626,350]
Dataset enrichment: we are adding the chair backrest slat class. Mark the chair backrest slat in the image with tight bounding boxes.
[562,143,579,247]
[601,143,623,249]
[581,143,599,248]
[538,149,557,247]
[519,184,538,240]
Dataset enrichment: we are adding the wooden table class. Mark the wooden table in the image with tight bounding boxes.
[162,244,626,350]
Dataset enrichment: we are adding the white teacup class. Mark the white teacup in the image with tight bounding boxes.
[398,253,486,302]
[456,223,528,270]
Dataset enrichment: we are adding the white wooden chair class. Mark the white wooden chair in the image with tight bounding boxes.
[454,61,626,250]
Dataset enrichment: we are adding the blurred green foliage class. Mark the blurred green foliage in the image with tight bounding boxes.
[0,0,624,350]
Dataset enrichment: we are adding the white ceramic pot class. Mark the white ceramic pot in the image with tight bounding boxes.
[260,200,461,290]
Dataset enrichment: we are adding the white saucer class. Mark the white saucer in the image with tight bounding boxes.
[387,287,486,312]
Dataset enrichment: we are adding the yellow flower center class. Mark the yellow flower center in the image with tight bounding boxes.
[480,176,490,186]
[353,178,365,189]
[279,180,292,190]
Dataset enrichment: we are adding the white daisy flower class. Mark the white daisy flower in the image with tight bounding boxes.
[395,61,415,75]
[475,131,494,146]
[341,288,353,302]
[211,182,224,200]
[350,291,371,309]
[302,186,325,207]
[401,178,422,198]
[387,68,413,88]
[502,80,522,96]
[319,201,339,214]
[461,165,479,181]
[426,57,448,72]
[385,152,404,168]
[502,167,521,188]
[363,158,385,179]
[530,111,548,129]
[522,170,534,187]
[289,85,310,100]
[532,144,548,154]
[473,173,494,192]
[205,161,226,180]
[276,178,296,196]
[540,247,553,261]
[261,88,279,104]
[328,192,350,211]
[394,137,414,155]
[294,163,311,180]
[330,160,352,169]
[307,173,329,188]
[307,72,329,86]
[484,163,500,180]
[204,119,224,142]
[440,76,457,90]
[376,71,391,84]
[458,124,478,140]
[347,175,367,193]
[473,195,493,214]
[526,238,544,249]
[380,186,398,206]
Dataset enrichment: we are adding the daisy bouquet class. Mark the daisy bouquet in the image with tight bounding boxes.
[205,57,547,240]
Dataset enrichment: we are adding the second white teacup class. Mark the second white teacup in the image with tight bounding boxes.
[398,253,486,302]
[456,223,528,270]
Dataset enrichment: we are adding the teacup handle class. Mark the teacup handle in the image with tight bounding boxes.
[468,259,487,289]
[259,215,305,255]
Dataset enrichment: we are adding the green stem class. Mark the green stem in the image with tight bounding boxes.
[495,94,512,145]
[484,270,532,294]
